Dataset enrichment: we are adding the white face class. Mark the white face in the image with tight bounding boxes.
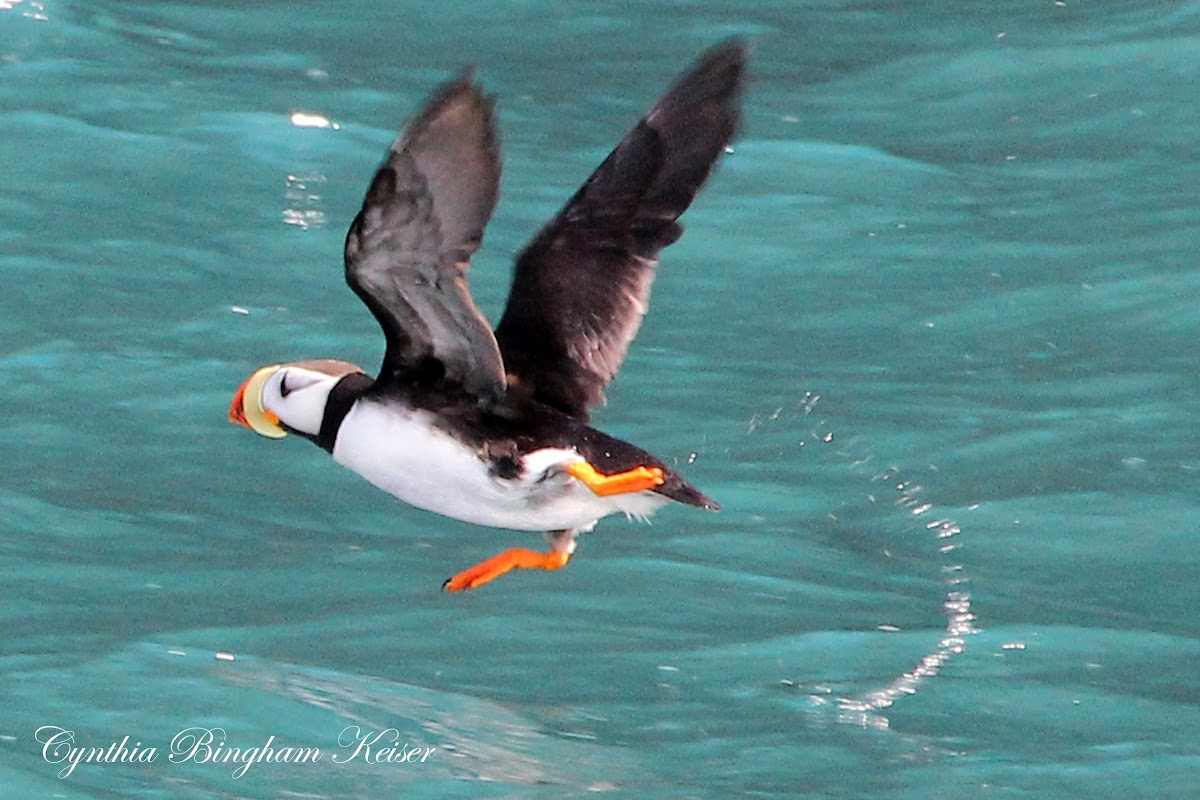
[258,365,345,437]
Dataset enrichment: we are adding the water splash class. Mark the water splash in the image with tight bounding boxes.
[281,171,327,231]
[834,465,978,725]
[833,450,977,727]
[752,393,979,726]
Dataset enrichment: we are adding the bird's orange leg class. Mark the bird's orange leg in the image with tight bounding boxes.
[567,461,664,496]
[443,548,571,592]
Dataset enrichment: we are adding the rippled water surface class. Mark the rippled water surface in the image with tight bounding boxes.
[3,1,1200,797]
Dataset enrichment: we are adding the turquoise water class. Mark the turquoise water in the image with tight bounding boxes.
[3,1,1200,797]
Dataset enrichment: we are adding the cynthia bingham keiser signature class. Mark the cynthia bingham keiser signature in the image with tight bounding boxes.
[34,725,436,779]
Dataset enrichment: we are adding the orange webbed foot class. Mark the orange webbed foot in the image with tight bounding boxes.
[567,461,665,497]
[443,548,572,592]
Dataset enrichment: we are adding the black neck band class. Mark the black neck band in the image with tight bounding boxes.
[315,372,374,453]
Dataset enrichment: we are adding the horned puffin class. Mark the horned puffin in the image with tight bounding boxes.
[229,40,745,591]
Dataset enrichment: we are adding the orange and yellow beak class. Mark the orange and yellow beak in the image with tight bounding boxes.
[229,365,288,439]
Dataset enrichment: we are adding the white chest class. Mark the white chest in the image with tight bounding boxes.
[331,399,664,531]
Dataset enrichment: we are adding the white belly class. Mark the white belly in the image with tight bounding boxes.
[331,399,667,531]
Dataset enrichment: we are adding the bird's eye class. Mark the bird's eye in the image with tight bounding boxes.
[279,373,294,397]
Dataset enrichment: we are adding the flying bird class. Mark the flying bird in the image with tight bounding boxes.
[229,40,745,591]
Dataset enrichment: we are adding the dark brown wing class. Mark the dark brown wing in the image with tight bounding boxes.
[344,73,507,402]
[494,40,746,420]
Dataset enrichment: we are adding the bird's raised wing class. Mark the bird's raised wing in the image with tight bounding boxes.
[494,40,745,420]
[344,73,507,402]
